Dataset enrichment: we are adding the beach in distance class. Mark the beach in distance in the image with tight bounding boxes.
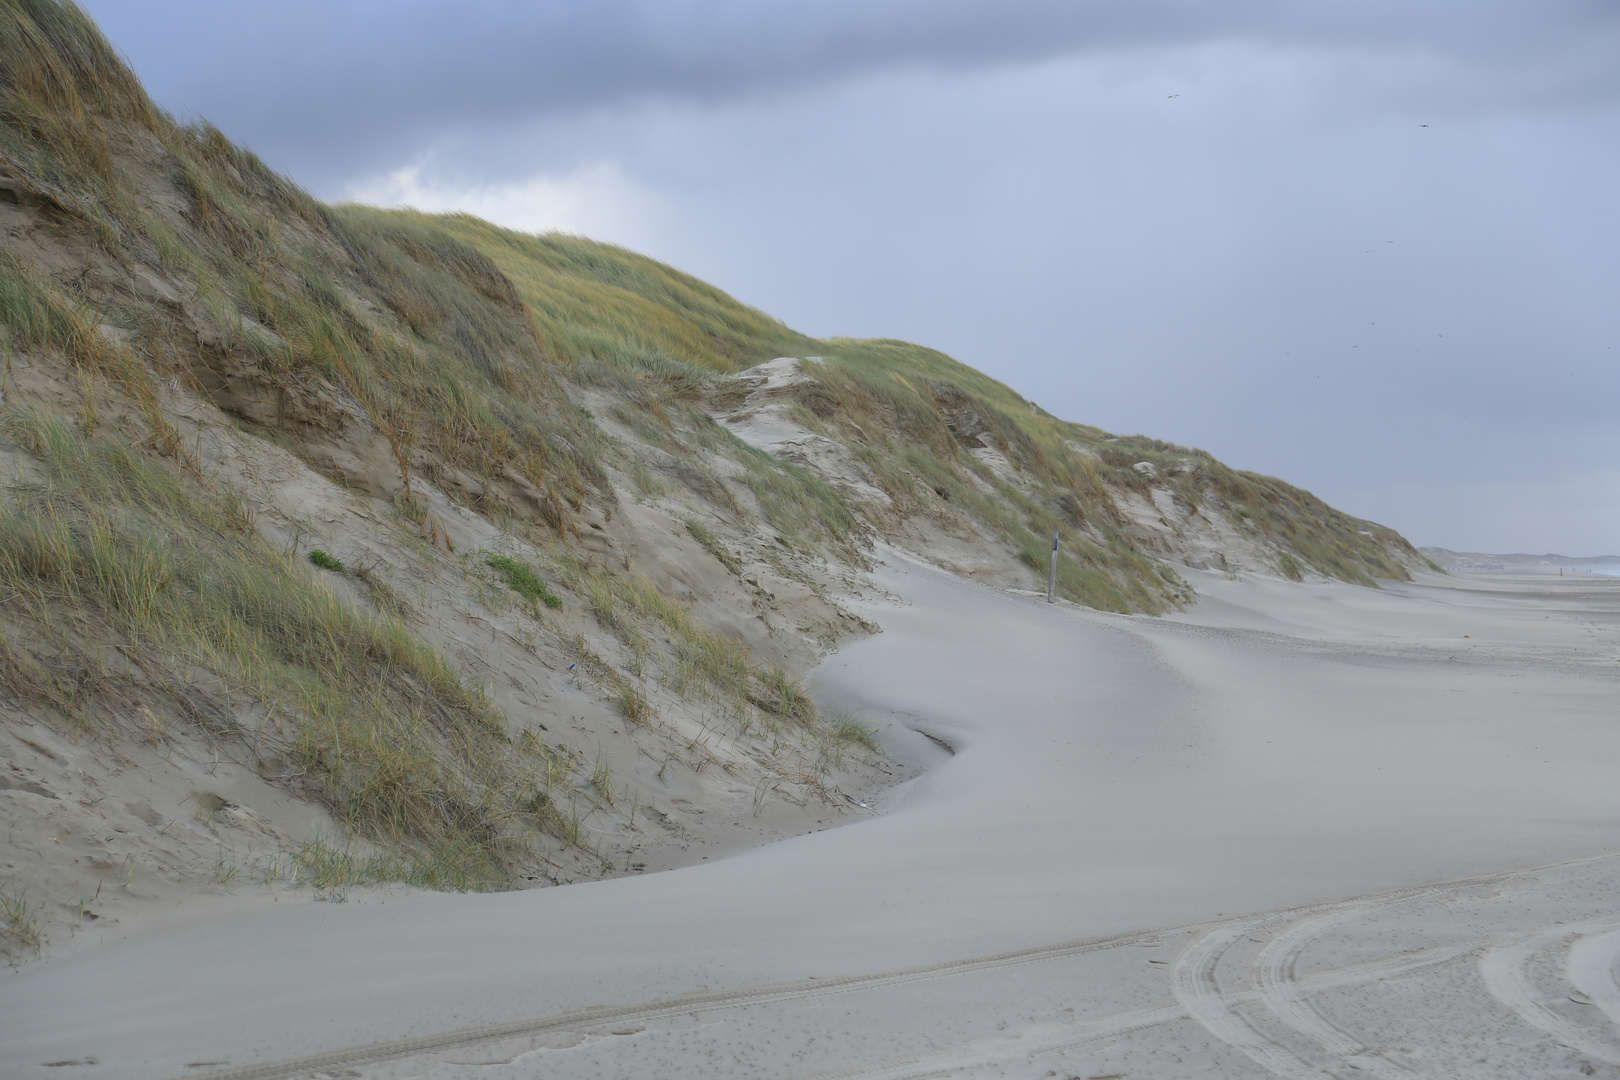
[7,547,1620,1079]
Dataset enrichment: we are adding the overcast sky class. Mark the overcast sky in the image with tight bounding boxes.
[83,1,1620,555]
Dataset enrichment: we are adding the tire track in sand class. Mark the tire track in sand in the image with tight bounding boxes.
[1253,908,1430,1079]
[1171,918,1323,1079]
[1567,928,1620,1032]
[791,942,1476,1080]
[171,850,1620,1080]
[1167,852,1620,1080]
[1478,916,1620,1067]
[172,923,1210,1080]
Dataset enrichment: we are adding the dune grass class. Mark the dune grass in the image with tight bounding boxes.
[485,552,562,609]
[0,247,187,461]
[1,0,1414,624]
[545,548,826,740]
[423,215,1413,599]
[0,408,570,887]
[3,1,610,536]
[289,836,511,899]
[832,720,880,754]
[345,210,1406,602]
[683,518,742,575]
[0,880,42,961]
[427,213,815,374]
[804,339,1414,590]
[0,0,164,254]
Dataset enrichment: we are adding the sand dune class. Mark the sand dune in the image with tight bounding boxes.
[4,552,1619,1079]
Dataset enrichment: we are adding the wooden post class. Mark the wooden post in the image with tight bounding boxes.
[1047,531,1059,603]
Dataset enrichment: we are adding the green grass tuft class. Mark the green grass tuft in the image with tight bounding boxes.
[485,552,562,608]
[308,549,344,573]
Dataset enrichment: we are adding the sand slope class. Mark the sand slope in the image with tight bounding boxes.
[4,554,1619,1079]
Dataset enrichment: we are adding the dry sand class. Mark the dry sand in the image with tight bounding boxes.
[4,551,1620,1079]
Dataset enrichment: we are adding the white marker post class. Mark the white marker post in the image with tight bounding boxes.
[1047,531,1059,603]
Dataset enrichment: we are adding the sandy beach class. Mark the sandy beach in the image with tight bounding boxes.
[5,551,1620,1079]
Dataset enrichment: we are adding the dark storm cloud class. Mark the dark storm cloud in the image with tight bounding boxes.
[82,1,1620,184]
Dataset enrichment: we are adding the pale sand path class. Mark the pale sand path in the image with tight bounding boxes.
[4,554,1620,1078]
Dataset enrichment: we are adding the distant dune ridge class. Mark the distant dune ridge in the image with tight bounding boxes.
[0,0,1422,959]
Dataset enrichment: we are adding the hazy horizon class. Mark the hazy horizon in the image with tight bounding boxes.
[80,0,1620,555]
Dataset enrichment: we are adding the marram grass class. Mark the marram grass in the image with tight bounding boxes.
[0,409,561,887]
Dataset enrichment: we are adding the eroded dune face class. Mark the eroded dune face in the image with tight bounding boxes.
[5,555,1620,1079]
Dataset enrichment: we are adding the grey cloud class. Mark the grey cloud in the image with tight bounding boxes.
[83,1,1620,185]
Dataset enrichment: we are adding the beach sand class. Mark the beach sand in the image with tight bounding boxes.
[5,550,1619,1079]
